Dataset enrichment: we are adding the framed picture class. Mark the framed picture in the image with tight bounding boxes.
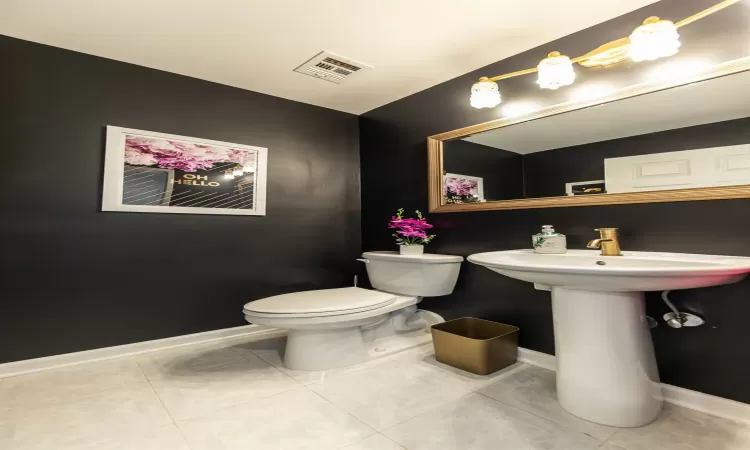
[565,180,606,196]
[102,126,267,215]
[444,173,485,203]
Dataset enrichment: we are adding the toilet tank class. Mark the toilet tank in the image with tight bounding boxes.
[361,251,463,297]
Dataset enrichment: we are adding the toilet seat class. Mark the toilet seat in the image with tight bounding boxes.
[243,287,397,318]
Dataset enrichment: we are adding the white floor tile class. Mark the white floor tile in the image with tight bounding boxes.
[23,424,190,450]
[149,356,300,420]
[136,340,256,379]
[0,357,145,409]
[387,343,531,391]
[340,433,405,449]
[177,388,375,450]
[608,403,750,450]
[478,365,619,440]
[308,353,473,430]
[382,393,602,450]
[0,382,172,450]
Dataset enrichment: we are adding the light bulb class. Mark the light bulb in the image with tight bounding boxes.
[470,78,501,108]
[233,168,244,177]
[243,166,255,174]
[537,51,576,90]
[629,17,680,62]
[224,172,233,180]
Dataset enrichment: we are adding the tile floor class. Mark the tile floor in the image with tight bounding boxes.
[1,336,749,449]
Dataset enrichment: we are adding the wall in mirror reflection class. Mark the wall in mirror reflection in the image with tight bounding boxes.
[442,69,750,204]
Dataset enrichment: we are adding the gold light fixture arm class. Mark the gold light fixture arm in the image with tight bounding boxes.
[478,0,741,82]
[675,0,740,28]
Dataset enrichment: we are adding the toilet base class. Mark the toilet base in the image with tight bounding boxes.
[280,306,441,371]
[284,328,369,371]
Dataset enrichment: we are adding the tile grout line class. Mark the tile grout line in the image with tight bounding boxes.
[377,432,407,449]
[142,380,196,450]
[472,389,616,444]
[303,384,381,444]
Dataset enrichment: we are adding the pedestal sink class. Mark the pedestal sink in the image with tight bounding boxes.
[468,249,750,427]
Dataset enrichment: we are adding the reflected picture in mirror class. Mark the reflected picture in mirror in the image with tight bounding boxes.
[440,66,750,206]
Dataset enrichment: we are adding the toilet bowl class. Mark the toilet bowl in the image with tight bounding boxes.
[243,251,463,371]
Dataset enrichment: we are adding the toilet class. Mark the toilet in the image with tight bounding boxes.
[243,251,463,371]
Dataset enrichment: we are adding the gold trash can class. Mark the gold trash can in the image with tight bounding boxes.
[431,317,519,376]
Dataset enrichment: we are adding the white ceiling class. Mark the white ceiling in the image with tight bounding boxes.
[0,0,660,114]
[463,70,750,153]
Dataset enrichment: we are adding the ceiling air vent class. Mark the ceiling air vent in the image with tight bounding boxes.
[294,51,372,84]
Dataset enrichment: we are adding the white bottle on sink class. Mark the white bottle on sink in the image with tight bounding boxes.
[532,225,567,254]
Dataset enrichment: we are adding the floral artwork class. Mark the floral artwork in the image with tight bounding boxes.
[102,126,267,216]
[124,136,256,172]
[443,173,484,204]
[389,208,436,246]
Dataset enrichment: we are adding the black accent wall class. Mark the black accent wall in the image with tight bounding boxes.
[0,36,361,363]
[443,140,524,201]
[360,1,750,403]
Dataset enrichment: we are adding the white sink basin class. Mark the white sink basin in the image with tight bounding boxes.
[468,249,750,428]
[468,249,750,291]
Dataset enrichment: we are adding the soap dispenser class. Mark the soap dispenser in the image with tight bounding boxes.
[532,225,567,254]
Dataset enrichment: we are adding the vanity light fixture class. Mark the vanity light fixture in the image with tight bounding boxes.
[629,17,681,62]
[470,78,502,108]
[469,0,739,108]
[537,51,576,89]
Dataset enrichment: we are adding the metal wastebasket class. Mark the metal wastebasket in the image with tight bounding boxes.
[431,317,519,375]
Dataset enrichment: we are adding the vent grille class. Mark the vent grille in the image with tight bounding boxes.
[294,51,372,84]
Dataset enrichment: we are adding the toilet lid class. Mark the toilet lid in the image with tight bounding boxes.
[243,287,397,318]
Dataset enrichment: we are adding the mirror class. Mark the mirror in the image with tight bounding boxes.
[429,59,750,212]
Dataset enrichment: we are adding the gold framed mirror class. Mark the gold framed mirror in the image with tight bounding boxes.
[428,56,750,213]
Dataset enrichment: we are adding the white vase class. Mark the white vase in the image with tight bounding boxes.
[399,245,424,256]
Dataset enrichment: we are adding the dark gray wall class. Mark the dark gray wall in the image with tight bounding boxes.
[443,140,524,201]
[0,36,361,363]
[360,0,750,403]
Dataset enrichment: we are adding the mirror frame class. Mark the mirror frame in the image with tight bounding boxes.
[428,56,750,213]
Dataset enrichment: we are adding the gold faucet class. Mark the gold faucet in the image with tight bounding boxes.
[587,228,622,256]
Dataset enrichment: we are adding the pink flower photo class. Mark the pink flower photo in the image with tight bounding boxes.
[124,135,256,172]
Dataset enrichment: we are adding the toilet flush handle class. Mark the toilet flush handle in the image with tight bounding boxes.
[356,258,370,264]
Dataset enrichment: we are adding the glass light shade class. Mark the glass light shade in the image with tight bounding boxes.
[470,79,501,108]
[629,17,680,62]
[233,168,244,177]
[537,51,576,90]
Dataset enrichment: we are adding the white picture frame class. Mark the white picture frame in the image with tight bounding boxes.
[102,126,267,216]
[444,173,486,202]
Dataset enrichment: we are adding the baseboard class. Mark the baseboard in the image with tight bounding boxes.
[517,347,750,425]
[660,383,750,425]
[0,325,286,379]
[517,347,557,371]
